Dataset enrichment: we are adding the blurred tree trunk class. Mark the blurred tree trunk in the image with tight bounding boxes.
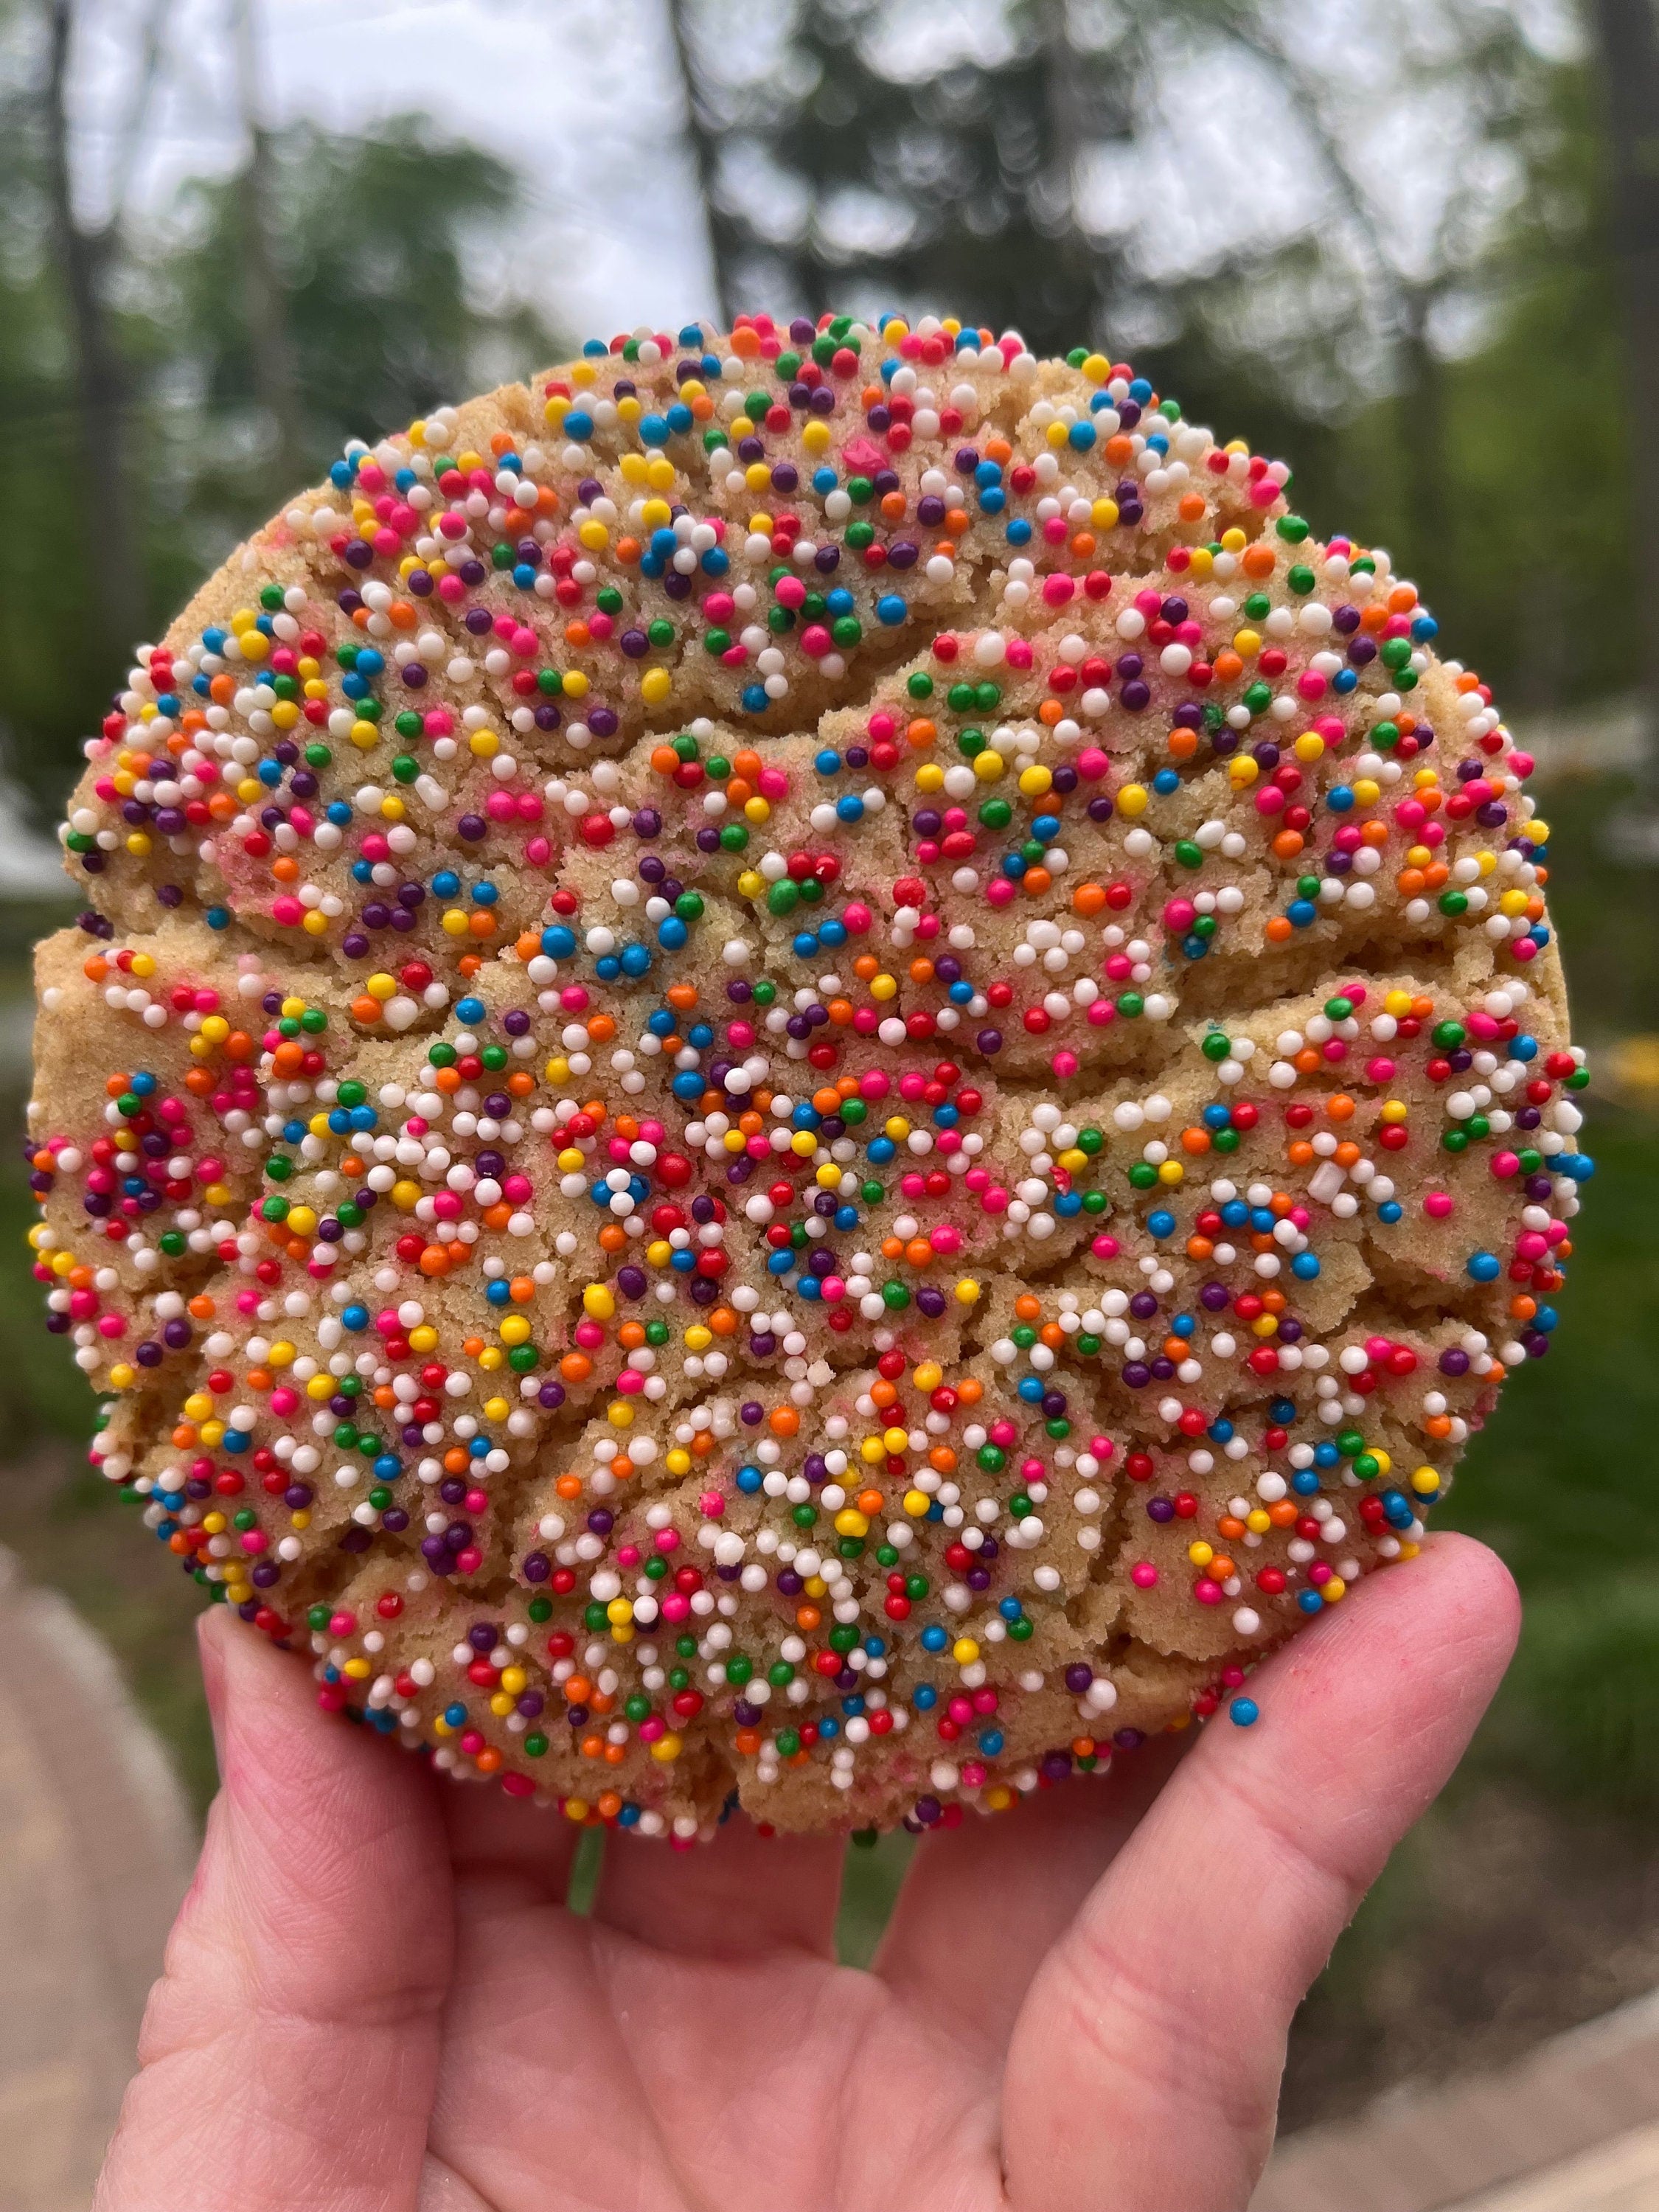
[43,0,142,657]
[232,0,305,494]
[1397,282,1448,600]
[1590,0,1659,793]
[665,0,731,328]
[1034,0,1096,313]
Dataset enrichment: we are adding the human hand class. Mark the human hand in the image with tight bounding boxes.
[94,1531,1515,2212]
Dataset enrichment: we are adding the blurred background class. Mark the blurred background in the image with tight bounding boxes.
[2,0,1659,2202]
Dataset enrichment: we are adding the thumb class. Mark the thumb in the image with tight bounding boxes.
[96,1610,453,2212]
[1004,1533,1519,2212]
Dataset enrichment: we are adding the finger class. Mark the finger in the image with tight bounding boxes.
[876,1738,1183,2046]
[96,1613,452,2212]
[441,1779,585,1910]
[591,1808,847,1958]
[1004,1534,1519,2212]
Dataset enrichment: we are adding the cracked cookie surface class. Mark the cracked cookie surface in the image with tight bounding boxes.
[27,309,1587,1842]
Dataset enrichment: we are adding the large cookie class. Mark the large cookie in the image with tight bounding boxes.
[27,311,1589,1842]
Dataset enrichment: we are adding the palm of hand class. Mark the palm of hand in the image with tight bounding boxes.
[97,1535,1512,2212]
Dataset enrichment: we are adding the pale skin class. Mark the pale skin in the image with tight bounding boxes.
[95,1531,1517,2212]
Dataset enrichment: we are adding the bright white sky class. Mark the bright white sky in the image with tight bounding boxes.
[67,0,720,341]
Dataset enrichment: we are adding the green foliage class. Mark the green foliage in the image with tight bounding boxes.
[0,97,563,827]
[153,119,560,526]
[1497,1584,1659,1820]
[680,0,1138,351]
